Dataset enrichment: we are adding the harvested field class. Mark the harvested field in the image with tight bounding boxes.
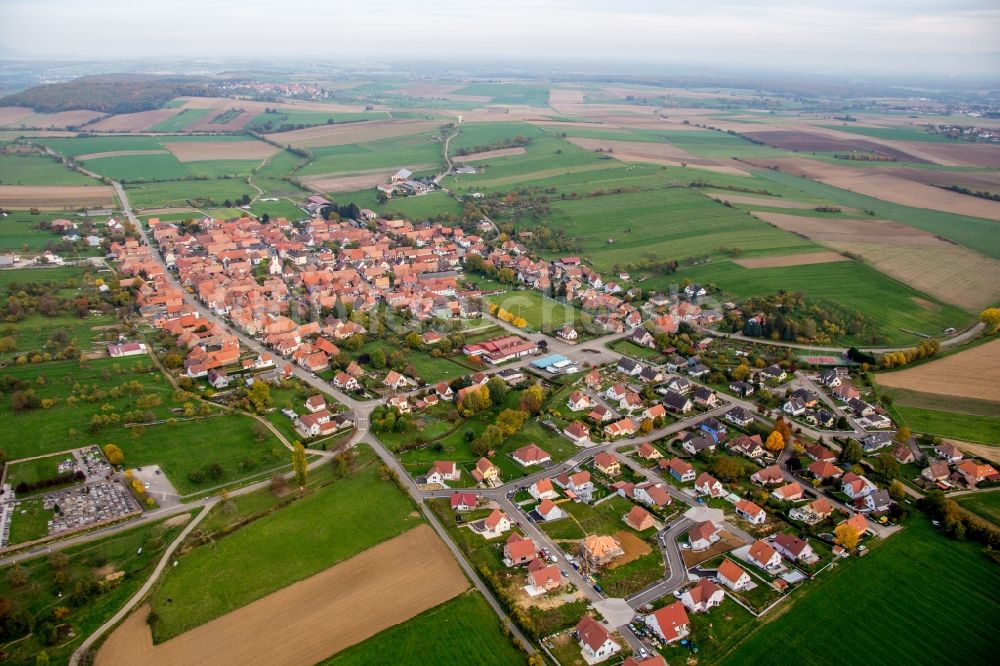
[299,165,433,192]
[743,157,1000,221]
[894,142,1000,169]
[733,251,848,269]
[0,106,35,126]
[13,110,106,129]
[886,167,1000,192]
[876,340,1000,402]
[395,82,464,96]
[949,441,1000,465]
[741,130,928,163]
[268,119,440,149]
[184,110,253,132]
[607,530,652,569]
[96,525,467,666]
[0,185,115,209]
[566,137,748,175]
[163,140,279,162]
[453,147,527,161]
[76,150,169,161]
[86,109,182,132]
[753,211,1000,310]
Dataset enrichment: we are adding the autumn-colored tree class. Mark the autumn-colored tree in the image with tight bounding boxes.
[888,479,907,501]
[103,443,124,465]
[292,441,308,487]
[834,522,861,550]
[893,425,911,445]
[519,385,545,414]
[247,380,272,413]
[773,416,792,444]
[640,419,653,434]
[765,430,785,454]
[495,409,528,437]
[460,385,492,415]
[981,307,1000,335]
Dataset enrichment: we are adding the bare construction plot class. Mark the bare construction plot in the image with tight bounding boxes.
[268,119,440,149]
[0,185,115,209]
[752,211,1000,311]
[876,340,1000,403]
[163,140,279,162]
[95,524,468,666]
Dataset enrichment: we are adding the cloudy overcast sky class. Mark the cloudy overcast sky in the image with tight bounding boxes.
[2,0,998,76]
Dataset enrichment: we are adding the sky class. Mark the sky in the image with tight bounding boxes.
[1,0,999,77]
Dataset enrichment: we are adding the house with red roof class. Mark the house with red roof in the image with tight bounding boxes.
[450,491,478,511]
[662,457,695,483]
[687,520,721,551]
[513,444,551,467]
[624,505,655,531]
[735,499,766,524]
[575,616,621,663]
[525,562,563,597]
[681,578,725,613]
[747,539,781,570]
[426,461,460,486]
[644,601,690,644]
[774,533,817,563]
[529,478,559,500]
[471,457,501,485]
[536,498,564,522]
[695,472,724,498]
[564,420,590,444]
[503,533,537,566]
[717,558,751,591]
[475,509,512,539]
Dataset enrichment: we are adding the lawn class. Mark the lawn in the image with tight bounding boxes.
[248,198,306,221]
[148,108,211,131]
[956,492,1000,526]
[893,404,1000,445]
[82,153,192,182]
[486,290,587,334]
[7,497,52,544]
[319,591,527,666]
[0,265,89,289]
[0,514,192,666]
[4,451,81,494]
[0,152,99,185]
[149,446,422,640]
[4,310,119,356]
[721,519,1000,665]
[663,597,757,664]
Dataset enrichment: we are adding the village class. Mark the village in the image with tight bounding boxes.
[1,191,986,666]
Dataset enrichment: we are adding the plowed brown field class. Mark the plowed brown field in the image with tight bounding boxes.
[95,525,468,666]
[163,141,279,162]
[0,185,115,209]
[876,340,1000,402]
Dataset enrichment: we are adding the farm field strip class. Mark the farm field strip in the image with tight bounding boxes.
[0,184,116,208]
[876,339,1000,402]
[97,525,467,666]
[733,251,849,268]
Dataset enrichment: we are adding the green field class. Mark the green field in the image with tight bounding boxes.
[956,492,1000,526]
[0,152,99,185]
[721,519,1000,665]
[818,124,955,143]
[4,309,119,357]
[677,259,972,346]
[299,130,444,178]
[4,451,80,492]
[7,497,52,544]
[248,198,305,220]
[250,150,311,199]
[452,83,550,106]
[0,514,191,666]
[320,591,527,666]
[81,152,192,182]
[248,110,388,131]
[185,159,261,178]
[149,446,422,640]
[123,178,254,208]
[893,404,1000,445]
[149,108,211,132]
[0,265,89,288]
[486,290,586,333]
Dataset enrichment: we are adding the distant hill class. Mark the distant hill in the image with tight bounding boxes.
[0,73,217,114]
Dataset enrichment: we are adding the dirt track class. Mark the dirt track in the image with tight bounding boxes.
[876,339,1000,402]
[95,524,468,666]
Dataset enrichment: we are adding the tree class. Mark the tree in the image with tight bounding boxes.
[893,425,911,445]
[103,443,124,465]
[370,349,387,369]
[460,385,492,415]
[519,385,544,415]
[710,457,743,482]
[834,522,861,550]
[640,419,653,434]
[773,415,792,444]
[252,420,269,441]
[495,408,528,437]
[981,307,1000,335]
[247,381,272,413]
[872,453,899,482]
[404,332,422,349]
[888,479,907,501]
[292,441,308,487]
[486,375,508,404]
[765,431,785,454]
[209,462,225,480]
[839,439,863,464]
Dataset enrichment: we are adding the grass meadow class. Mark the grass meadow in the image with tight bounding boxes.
[721,519,999,665]
[149,445,422,640]
[320,591,527,666]
[0,152,99,186]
